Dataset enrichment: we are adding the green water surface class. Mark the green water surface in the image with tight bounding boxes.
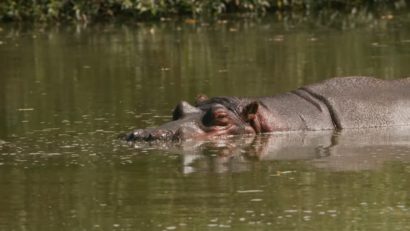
[1,15,410,230]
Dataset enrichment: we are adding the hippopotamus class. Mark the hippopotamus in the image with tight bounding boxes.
[124,76,410,141]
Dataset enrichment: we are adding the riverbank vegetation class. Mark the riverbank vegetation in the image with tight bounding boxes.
[0,0,408,22]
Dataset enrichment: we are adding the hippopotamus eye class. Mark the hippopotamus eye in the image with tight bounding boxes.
[202,106,229,127]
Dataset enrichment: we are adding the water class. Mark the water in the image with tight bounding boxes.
[1,14,410,230]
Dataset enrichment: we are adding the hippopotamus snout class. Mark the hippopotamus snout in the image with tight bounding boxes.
[125,114,209,142]
[125,128,175,141]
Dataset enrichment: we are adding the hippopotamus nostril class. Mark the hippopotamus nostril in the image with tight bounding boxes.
[123,129,145,141]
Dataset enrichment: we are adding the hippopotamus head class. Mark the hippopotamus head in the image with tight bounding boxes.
[124,96,271,142]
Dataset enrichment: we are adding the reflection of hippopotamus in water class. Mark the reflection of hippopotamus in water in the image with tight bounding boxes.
[130,127,410,173]
[124,76,410,141]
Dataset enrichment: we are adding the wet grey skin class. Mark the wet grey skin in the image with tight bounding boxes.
[123,76,410,142]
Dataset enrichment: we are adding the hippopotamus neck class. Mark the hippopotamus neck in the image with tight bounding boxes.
[256,91,336,131]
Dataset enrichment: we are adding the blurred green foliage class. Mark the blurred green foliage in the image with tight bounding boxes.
[0,0,408,22]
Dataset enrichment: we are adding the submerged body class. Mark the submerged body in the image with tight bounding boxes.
[124,76,410,141]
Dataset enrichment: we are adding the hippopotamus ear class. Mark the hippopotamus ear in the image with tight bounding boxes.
[195,94,209,105]
[242,101,259,120]
[242,101,262,133]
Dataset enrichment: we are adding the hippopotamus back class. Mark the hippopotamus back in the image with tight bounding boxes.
[301,76,410,129]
